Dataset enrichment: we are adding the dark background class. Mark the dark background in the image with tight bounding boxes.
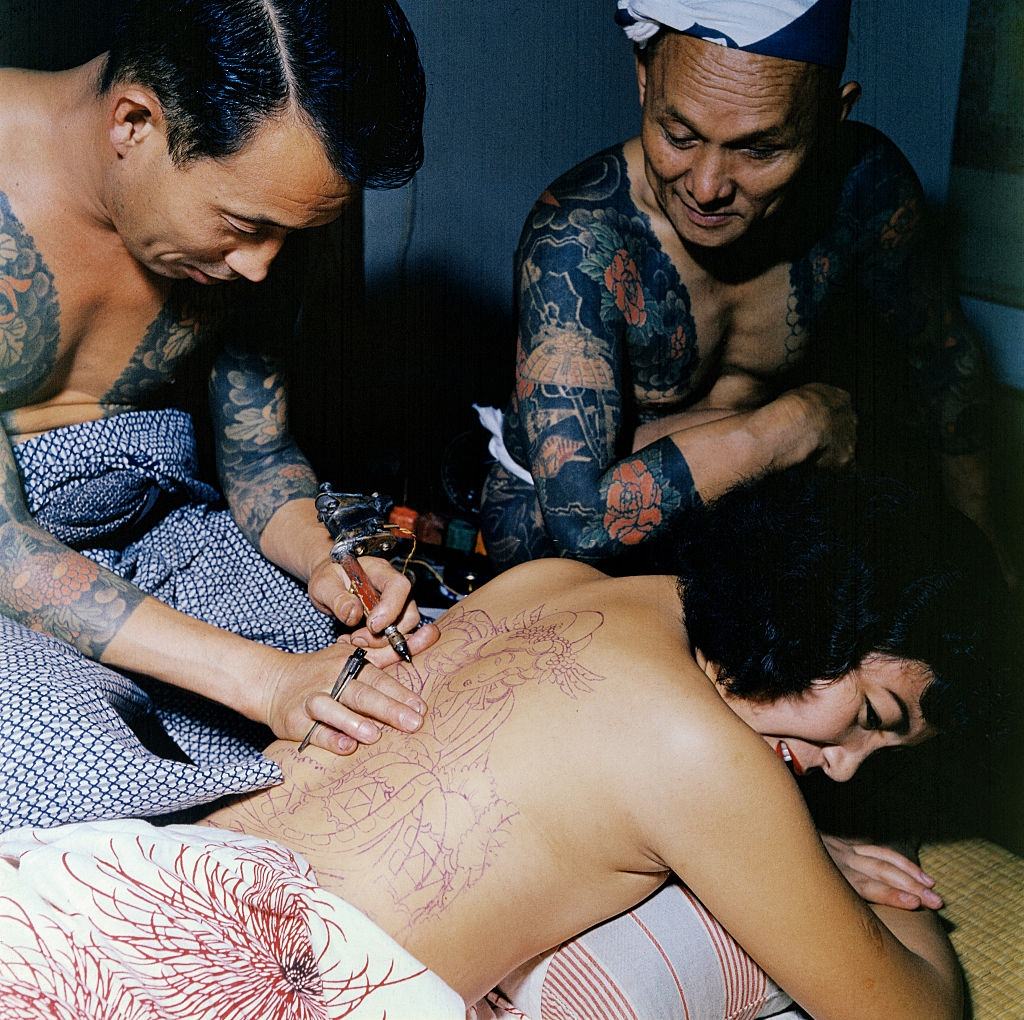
[0,0,982,508]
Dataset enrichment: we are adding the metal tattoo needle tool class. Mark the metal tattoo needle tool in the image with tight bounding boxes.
[296,647,368,753]
[314,484,412,663]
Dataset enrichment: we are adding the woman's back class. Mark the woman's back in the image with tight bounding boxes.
[203,557,962,1018]
[204,561,705,1001]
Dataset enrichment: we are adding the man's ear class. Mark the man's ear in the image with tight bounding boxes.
[636,54,647,108]
[108,87,165,158]
[838,81,862,122]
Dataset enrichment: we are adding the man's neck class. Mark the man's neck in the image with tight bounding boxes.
[6,56,119,235]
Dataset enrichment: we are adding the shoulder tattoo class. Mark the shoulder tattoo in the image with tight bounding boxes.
[0,192,60,409]
[101,300,204,410]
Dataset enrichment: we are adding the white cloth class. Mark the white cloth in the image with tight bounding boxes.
[617,0,817,46]
[474,405,535,486]
[0,819,465,1019]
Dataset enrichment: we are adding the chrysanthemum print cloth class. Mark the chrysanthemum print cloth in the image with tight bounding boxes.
[1,409,338,832]
[0,819,465,1019]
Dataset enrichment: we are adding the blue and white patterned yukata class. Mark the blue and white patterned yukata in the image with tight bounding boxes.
[0,409,338,833]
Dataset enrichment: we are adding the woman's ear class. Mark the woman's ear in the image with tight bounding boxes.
[693,648,723,684]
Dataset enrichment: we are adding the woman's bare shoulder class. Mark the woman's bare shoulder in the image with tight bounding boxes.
[463,558,608,608]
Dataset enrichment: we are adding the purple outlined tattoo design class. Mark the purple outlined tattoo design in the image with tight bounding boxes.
[217,603,605,931]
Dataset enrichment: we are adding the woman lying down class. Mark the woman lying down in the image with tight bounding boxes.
[0,468,1003,1019]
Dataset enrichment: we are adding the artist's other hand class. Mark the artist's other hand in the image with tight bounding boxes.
[259,642,427,755]
[821,834,944,911]
[770,383,857,469]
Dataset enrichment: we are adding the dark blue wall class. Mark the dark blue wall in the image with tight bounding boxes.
[359,1,972,501]
[366,0,970,313]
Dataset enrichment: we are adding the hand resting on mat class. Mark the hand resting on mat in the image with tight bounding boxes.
[822,834,944,911]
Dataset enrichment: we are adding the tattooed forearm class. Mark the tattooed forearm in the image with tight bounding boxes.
[210,345,317,547]
[0,431,142,655]
[0,521,143,657]
[0,192,60,411]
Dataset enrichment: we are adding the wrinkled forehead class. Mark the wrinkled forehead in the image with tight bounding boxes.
[647,33,825,124]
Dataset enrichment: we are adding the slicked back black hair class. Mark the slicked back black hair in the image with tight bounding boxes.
[673,467,1008,736]
[100,0,425,188]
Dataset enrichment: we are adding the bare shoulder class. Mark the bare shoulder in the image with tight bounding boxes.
[459,558,607,609]
[629,681,959,1019]
[0,69,48,144]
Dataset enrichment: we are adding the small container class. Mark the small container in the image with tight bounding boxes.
[415,511,447,545]
[445,518,476,554]
[388,505,419,536]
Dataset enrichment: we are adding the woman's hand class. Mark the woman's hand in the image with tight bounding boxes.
[258,642,427,754]
[821,834,944,910]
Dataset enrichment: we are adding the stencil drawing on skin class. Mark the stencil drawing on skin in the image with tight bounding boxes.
[213,605,605,932]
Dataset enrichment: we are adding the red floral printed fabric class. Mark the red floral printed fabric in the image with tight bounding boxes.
[0,820,464,1019]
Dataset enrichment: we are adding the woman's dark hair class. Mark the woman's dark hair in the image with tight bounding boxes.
[674,467,1008,736]
[99,0,425,188]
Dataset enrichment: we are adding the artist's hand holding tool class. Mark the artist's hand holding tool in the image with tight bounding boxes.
[289,486,436,754]
[260,638,427,756]
[306,487,438,661]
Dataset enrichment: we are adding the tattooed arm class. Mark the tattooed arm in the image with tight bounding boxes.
[847,131,995,535]
[500,165,852,564]
[0,425,144,659]
[0,419,424,750]
[208,333,428,645]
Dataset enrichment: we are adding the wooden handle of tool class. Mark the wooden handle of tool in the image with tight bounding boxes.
[337,552,381,614]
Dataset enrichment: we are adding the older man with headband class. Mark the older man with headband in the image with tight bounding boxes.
[480,0,995,573]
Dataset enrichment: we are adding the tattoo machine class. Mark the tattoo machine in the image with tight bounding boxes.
[314,483,412,663]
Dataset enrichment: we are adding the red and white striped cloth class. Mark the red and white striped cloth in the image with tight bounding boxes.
[493,880,801,1020]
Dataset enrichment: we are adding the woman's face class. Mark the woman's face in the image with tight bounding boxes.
[713,653,937,782]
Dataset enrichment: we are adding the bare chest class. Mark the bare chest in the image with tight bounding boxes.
[622,243,812,419]
[0,187,209,437]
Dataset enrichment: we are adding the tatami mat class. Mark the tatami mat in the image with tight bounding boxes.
[921,839,1024,1019]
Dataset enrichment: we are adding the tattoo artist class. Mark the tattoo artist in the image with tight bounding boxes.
[0,0,436,802]
[480,0,1005,579]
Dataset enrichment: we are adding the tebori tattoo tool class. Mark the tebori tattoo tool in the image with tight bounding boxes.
[296,647,368,753]
[315,484,413,663]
